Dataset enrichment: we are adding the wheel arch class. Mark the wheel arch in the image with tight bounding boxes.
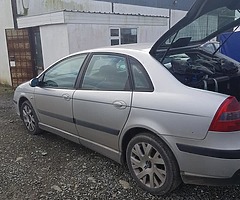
[18,96,30,118]
[122,128,182,194]
[120,127,177,166]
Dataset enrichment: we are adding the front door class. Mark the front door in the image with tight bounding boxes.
[73,53,132,150]
[34,54,88,136]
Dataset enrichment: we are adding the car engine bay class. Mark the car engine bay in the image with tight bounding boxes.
[161,49,240,100]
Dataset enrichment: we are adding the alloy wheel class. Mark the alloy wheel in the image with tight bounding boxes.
[130,142,166,188]
[22,104,36,132]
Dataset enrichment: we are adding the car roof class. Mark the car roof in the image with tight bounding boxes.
[46,43,153,71]
[80,43,152,54]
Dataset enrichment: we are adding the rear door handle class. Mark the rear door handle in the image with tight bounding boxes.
[62,94,71,101]
[113,100,127,110]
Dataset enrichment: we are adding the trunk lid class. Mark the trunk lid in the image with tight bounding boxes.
[150,0,240,55]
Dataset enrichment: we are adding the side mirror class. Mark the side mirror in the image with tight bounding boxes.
[30,78,39,87]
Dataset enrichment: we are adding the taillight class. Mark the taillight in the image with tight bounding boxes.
[209,96,240,132]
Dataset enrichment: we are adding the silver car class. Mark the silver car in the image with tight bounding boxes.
[14,0,240,195]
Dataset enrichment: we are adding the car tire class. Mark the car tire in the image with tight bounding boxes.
[20,100,41,135]
[126,132,182,195]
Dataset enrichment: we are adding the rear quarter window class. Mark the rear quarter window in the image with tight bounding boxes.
[129,57,153,92]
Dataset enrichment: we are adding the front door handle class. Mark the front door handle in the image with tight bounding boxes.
[62,94,71,101]
[113,100,127,110]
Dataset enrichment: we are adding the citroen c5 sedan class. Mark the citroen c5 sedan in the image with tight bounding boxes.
[14,0,240,195]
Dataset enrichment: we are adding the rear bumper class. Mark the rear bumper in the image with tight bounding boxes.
[177,143,240,159]
[163,131,240,184]
[182,169,240,186]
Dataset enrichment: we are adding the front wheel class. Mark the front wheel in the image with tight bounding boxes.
[126,133,181,195]
[20,100,41,135]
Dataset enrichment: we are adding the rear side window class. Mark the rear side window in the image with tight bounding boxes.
[81,54,130,91]
[130,58,153,92]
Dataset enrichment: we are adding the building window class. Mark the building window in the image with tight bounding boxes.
[110,28,137,46]
[111,39,119,46]
[110,29,119,37]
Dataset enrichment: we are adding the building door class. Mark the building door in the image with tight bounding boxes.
[5,28,43,88]
[29,27,44,75]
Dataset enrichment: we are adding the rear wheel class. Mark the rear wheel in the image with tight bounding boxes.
[20,100,41,135]
[126,132,181,195]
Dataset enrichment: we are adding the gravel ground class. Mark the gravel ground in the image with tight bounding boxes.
[1,85,240,200]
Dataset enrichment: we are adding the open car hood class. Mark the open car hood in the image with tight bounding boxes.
[150,0,240,55]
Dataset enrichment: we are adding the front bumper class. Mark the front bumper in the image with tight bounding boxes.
[13,99,20,116]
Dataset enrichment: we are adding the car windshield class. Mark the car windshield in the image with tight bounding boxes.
[165,7,240,45]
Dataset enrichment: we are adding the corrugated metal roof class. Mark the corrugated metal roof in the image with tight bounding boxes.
[63,10,169,18]
[94,0,195,11]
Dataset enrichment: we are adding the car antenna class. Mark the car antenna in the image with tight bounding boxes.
[160,31,179,63]
[212,25,240,56]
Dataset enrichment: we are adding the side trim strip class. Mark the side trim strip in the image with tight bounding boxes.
[75,119,120,136]
[177,143,240,159]
[38,109,74,123]
[37,109,119,136]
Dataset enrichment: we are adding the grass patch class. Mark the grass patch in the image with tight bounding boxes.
[0,84,14,95]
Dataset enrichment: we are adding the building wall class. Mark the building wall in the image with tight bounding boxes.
[19,2,187,69]
[59,2,175,55]
[138,25,168,43]
[68,23,168,54]
[40,24,70,68]
[65,11,169,54]
[16,0,194,16]
[113,3,187,31]
[16,0,187,57]
[95,0,195,11]
[0,0,14,85]
[114,3,169,16]
[170,9,187,27]
[17,0,112,16]
[16,0,186,30]
[68,24,109,53]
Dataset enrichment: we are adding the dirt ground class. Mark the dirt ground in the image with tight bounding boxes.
[1,84,240,200]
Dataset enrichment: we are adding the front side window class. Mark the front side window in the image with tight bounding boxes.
[41,54,87,88]
[82,54,130,91]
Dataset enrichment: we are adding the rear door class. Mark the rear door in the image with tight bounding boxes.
[73,53,132,151]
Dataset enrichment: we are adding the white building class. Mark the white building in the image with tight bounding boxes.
[0,0,189,87]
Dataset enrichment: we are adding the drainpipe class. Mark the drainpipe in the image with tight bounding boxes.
[169,0,178,29]
[169,8,171,29]
[11,0,18,29]
[111,2,114,13]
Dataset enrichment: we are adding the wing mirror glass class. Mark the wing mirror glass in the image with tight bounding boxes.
[30,78,39,87]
